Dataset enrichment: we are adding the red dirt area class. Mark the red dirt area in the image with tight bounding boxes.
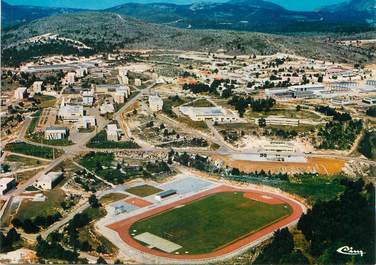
[125,197,153,208]
[107,185,304,260]
[243,192,283,205]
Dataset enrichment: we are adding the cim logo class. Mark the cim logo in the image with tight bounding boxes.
[336,246,366,257]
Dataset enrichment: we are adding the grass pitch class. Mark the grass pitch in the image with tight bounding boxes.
[130,192,292,254]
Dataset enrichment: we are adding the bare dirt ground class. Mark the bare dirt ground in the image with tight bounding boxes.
[210,154,345,175]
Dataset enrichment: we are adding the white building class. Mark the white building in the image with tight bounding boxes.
[106,124,121,141]
[77,116,96,129]
[75,67,87,78]
[44,126,68,140]
[58,99,84,122]
[0,177,16,195]
[82,90,95,106]
[66,72,76,84]
[134,78,142,86]
[100,101,115,115]
[362,97,376,106]
[34,172,63,190]
[32,81,43,93]
[255,116,300,126]
[179,106,238,123]
[14,87,27,100]
[113,91,125,104]
[149,95,163,112]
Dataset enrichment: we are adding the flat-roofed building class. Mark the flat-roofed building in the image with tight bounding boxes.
[58,99,84,122]
[32,81,43,93]
[362,97,376,106]
[255,116,300,126]
[82,90,95,106]
[134,78,142,86]
[14,87,27,100]
[155,189,177,201]
[66,72,76,84]
[0,177,16,195]
[77,116,96,129]
[149,95,163,112]
[262,141,295,153]
[106,124,121,141]
[34,172,63,190]
[100,101,115,115]
[366,80,376,87]
[75,67,87,78]
[179,106,238,123]
[44,126,68,140]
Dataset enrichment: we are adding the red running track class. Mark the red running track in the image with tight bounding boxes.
[107,185,304,260]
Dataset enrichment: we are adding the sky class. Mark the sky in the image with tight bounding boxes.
[5,0,347,11]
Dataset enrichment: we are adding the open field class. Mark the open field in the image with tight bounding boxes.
[211,155,345,175]
[99,193,128,205]
[126,185,162,197]
[130,192,291,254]
[5,154,47,167]
[16,189,66,221]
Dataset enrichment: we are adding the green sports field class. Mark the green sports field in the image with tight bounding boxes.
[130,192,292,254]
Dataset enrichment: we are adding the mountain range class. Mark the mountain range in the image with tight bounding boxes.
[2,0,375,32]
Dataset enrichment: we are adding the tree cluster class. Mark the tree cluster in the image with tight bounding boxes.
[228,96,275,117]
[12,212,62,234]
[297,179,375,264]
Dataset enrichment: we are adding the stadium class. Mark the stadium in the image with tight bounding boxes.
[106,182,305,262]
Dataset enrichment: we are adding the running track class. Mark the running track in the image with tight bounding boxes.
[107,185,304,260]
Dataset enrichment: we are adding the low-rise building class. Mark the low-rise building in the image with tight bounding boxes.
[149,95,163,112]
[255,116,300,126]
[58,99,84,122]
[77,116,97,129]
[362,97,376,106]
[66,72,76,84]
[44,126,68,140]
[155,189,177,201]
[100,101,115,115]
[179,106,238,123]
[32,81,44,93]
[113,91,125,104]
[106,124,121,141]
[134,78,142,86]
[14,87,28,100]
[0,177,16,195]
[75,67,87,78]
[82,90,95,106]
[34,172,63,190]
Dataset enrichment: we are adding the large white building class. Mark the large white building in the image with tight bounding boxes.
[58,99,84,122]
[44,126,68,140]
[34,172,63,190]
[179,106,238,123]
[149,95,163,112]
[255,116,300,126]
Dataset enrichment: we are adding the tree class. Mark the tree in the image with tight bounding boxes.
[254,228,295,264]
[258,118,267,127]
[89,194,100,208]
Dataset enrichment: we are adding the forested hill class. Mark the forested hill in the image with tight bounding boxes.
[1,12,375,67]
